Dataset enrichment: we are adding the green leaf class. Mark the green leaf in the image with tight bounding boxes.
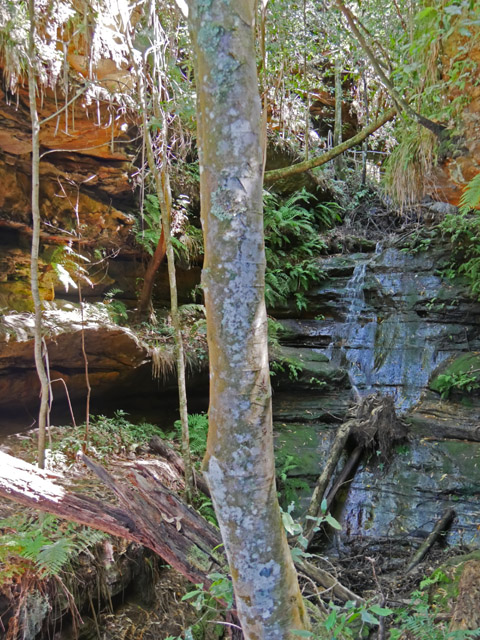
[324,514,342,530]
[369,604,394,616]
[292,631,314,638]
[325,610,337,631]
[416,6,437,20]
[361,609,379,625]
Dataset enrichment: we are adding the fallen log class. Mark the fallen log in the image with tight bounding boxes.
[325,444,363,510]
[0,451,363,608]
[148,435,211,497]
[303,421,353,544]
[406,507,456,574]
[0,451,223,587]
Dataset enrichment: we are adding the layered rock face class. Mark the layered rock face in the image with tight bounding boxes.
[272,243,480,544]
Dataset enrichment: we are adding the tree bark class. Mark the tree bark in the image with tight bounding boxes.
[334,57,344,179]
[135,228,167,322]
[149,435,211,497]
[264,107,396,184]
[187,1,309,637]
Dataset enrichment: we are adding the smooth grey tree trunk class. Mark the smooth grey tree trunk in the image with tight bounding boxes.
[187,1,309,638]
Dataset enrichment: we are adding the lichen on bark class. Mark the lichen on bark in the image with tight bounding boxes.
[187,1,309,637]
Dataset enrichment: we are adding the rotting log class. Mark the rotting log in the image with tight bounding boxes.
[0,451,223,587]
[0,451,363,607]
[406,507,456,574]
[148,435,211,497]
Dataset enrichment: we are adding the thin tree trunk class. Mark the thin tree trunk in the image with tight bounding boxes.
[334,56,344,179]
[127,17,195,502]
[135,228,167,322]
[361,66,369,185]
[264,107,396,184]
[157,163,194,503]
[188,2,309,637]
[28,0,49,469]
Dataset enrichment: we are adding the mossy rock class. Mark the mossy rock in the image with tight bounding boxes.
[272,346,348,390]
[430,352,480,397]
[428,551,480,615]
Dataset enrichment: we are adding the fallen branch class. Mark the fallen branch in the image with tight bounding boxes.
[303,421,353,544]
[297,559,364,606]
[304,394,408,545]
[263,108,396,184]
[406,507,456,574]
[325,444,363,510]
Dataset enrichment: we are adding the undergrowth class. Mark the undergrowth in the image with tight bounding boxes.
[39,410,160,463]
[0,513,108,639]
[264,189,341,311]
[439,209,480,299]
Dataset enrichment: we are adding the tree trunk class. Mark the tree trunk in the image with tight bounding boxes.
[135,228,167,322]
[187,1,310,637]
[334,57,344,179]
[132,38,195,501]
[28,0,49,469]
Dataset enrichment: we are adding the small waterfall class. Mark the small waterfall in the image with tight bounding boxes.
[324,247,456,412]
[327,259,378,399]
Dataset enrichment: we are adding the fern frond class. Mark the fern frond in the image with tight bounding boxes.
[460,173,480,214]
[36,538,74,576]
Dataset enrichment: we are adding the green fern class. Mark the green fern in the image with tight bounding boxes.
[0,514,108,580]
[390,587,480,640]
[263,189,333,310]
[460,173,480,215]
[173,413,209,459]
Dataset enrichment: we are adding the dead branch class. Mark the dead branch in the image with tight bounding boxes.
[148,435,211,497]
[303,421,353,544]
[406,507,456,574]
